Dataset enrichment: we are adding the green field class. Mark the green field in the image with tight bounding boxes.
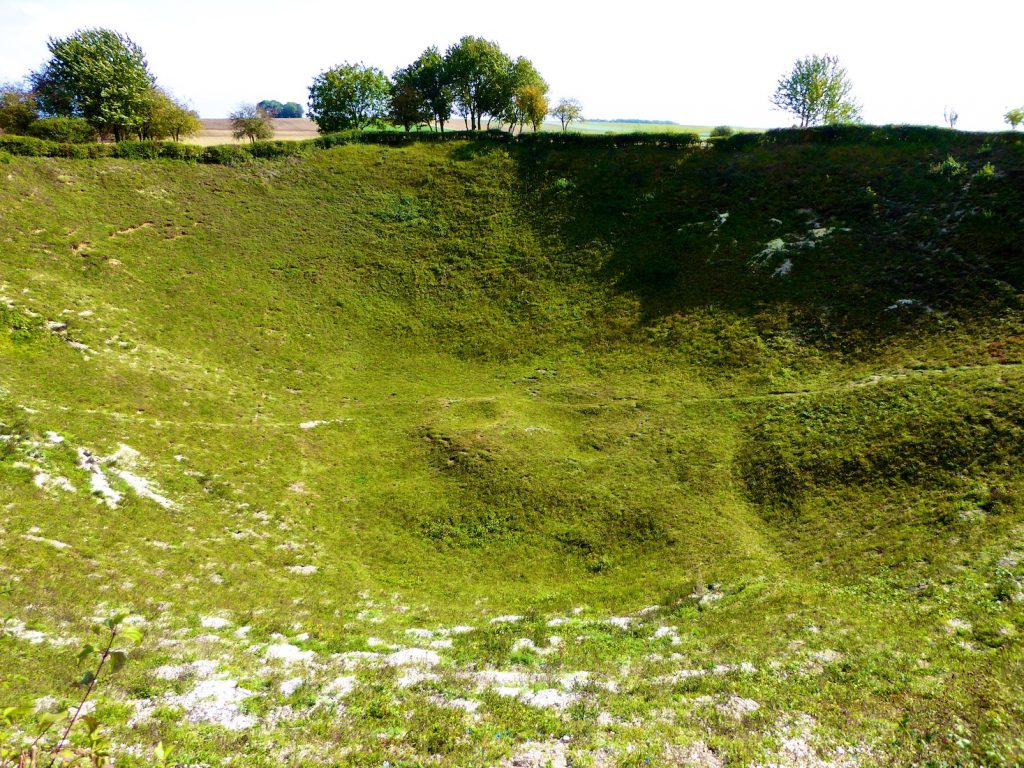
[540,120,727,136]
[1,133,1023,767]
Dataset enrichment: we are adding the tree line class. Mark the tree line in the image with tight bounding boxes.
[303,36,582,136]
[2,28,1022,144]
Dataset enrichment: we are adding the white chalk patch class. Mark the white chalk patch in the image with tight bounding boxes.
[21,534,71,550]
[171,679,255,730]
[489,615,523,624]
[319,675,357,701]
[265,643,314,664]
[385,648,440,667]
[112,469,175,509]
[77,448,122,507]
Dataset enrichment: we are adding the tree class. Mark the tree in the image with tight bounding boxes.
[31,28,154,140]
[307,62,391,133]
[552,98,583,132]
[944,106,959,129]
[0,82,38,134]
[257,100,303,118]
[512,85,548,133]
[230,103,273,142]
[407,46,454,132]
[388,69,431,132]
[257,99,284,116]
[1006,108,1024,130]
[140,88,200,141]
[500,57,547,133]
[445,36,512,130]
[771,54,861,127]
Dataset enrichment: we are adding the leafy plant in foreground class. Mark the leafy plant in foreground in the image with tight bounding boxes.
[0,614,143,768]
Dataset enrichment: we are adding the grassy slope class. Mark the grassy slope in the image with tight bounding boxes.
[0,137,1022,766]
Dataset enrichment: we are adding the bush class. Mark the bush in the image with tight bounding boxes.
[202,144,250,165]
[114,140,162,160]
[27,117,98,143]
[244,140,310,159]
[0,134,51,156]
[710,125,734,138]
[155,142,204,161]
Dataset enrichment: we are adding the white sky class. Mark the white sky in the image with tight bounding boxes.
[1,0,1021,130]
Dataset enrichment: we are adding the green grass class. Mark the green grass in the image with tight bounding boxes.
[538,120,757,137]
[0,134,1022,766]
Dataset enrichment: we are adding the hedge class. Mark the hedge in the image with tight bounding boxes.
[715,125,1024,151]
[0,124,1018,165]
[26,117,98,144]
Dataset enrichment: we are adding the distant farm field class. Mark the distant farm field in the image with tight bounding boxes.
[191,117,320,145]
[541,120,721,135]
[193,117,757,144]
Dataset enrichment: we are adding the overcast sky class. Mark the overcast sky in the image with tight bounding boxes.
[1,0,1020,130]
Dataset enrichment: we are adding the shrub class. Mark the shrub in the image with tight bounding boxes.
[114,140,162,159]
[202,144,249,165]
[0,134,51,156]
[155,142,203,161]
[710,125,734,138]
[27,116,98,143]
[245,140,310,159]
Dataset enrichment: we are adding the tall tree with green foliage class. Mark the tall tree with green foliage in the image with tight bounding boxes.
[552,97,583,132]
[445,36,512,131]
[388,68,432,132]
[230,103,274,142]
[0,83,38,134]
[308,62,391,132]
[406,47,454,132]
[771,54,861,127]
[31,28,154,140]
[1005,107,1024,130]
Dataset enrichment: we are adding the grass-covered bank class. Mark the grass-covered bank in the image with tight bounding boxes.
[1,135,1022,766]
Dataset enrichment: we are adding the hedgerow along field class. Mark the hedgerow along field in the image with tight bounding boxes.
[1,129,1023,767]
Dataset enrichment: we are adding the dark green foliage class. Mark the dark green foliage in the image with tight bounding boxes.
[307,62,391,132]
[256,100,303,118]
[398,46,453,132]
[445,36,515,131]
[0,84,38,134]
[31,28,154,140]
[27,116,97,143]
[256,99,283,116]
[200,144,250,165]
